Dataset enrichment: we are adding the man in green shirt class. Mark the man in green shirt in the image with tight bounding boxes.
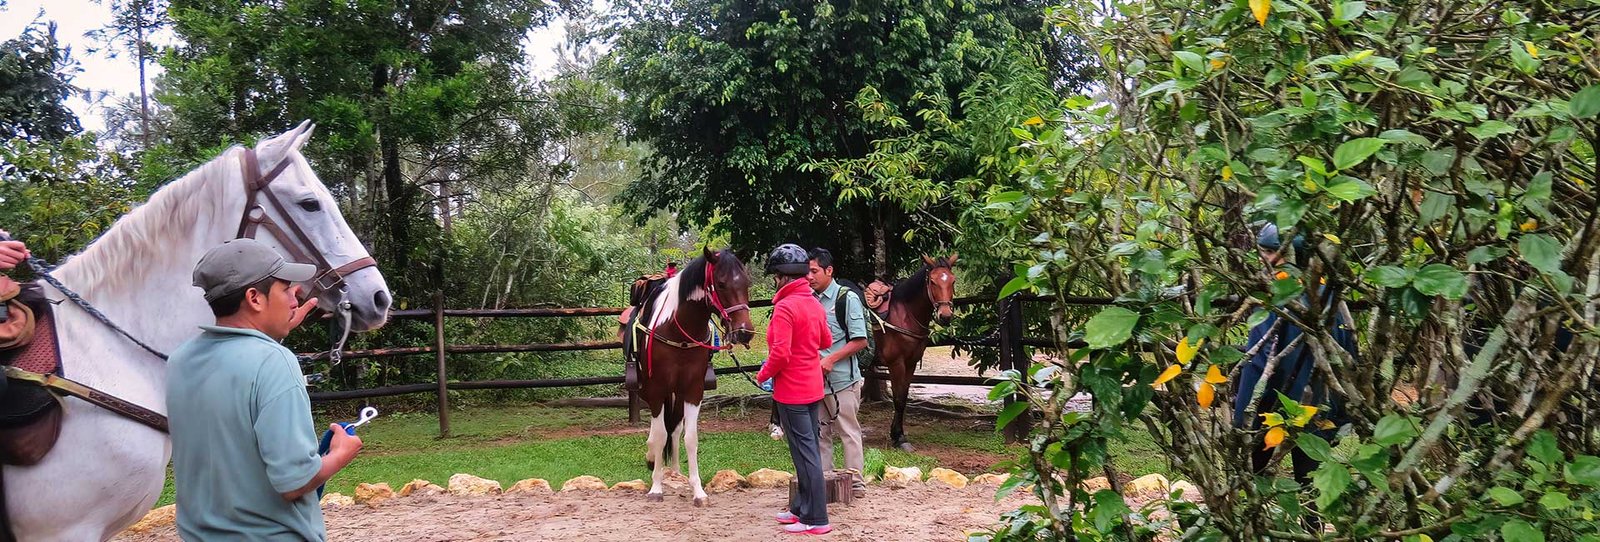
[167,238,363,541]
[806,248,869,498]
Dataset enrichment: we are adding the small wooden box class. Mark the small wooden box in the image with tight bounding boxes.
[788,470,855,506]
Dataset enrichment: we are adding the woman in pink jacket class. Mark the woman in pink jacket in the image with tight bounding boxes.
[755,243,833,535]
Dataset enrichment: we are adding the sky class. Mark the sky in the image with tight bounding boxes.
[0,0,570,133]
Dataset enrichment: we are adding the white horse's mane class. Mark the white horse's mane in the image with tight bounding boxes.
[56,147,245,301]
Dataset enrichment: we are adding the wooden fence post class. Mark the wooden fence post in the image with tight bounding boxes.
[999,296,1032,443]
[434,291,451,438]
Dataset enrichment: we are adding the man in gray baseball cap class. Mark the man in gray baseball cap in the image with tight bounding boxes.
[167,238,362,541]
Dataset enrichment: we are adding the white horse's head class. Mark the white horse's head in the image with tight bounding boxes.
[247,121,392,331]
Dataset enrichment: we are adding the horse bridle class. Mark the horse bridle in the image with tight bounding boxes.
[702,256,752,336]
[235,148,378,365]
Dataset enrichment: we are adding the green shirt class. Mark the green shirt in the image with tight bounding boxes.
[167,325,324,542]
[815,280,869,392]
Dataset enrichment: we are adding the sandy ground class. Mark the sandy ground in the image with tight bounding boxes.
[115,483,1038,542]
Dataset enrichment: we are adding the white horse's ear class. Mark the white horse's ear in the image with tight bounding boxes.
[254,120,315,165]
[289,120,315,151]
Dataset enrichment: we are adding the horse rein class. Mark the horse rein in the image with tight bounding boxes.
[236,148,377,365]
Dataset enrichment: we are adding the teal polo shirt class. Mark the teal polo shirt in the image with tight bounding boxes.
[166,325,324,541]
[816,280,869,392]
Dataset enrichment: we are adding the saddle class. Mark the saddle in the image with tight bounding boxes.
[862,280,892,318]
[0,278,64,466]
[621,276,717,392]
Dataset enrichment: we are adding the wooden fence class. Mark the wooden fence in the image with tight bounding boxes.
[300,293,1082,440]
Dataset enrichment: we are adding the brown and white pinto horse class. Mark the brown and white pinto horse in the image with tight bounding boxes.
[633,248,754,506]
[870,254,957,452]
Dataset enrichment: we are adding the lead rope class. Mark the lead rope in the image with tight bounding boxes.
[1,233,170,361]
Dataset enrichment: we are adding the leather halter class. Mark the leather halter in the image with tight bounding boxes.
[234,148,377,300]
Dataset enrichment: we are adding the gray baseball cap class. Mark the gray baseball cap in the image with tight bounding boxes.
[193,238,317,302]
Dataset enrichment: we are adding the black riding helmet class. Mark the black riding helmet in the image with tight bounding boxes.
[766,243,810,275]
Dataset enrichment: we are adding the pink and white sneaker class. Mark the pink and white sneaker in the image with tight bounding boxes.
[774,511,799,524]
[782,523,833,535]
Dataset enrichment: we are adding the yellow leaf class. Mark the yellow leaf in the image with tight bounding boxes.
[1322,233,1341,245]
[1291,405,1319,427]
[1197,383,1215,408]
[1275,270,1290,280]
[1210,58,1226,70]
[1205,364,1227,384]
[1316,419,1337,430]
[1264,426,1287,449]
[1523,41,1539,58]
[1152,364,1183,387]
[1261,413,1285,427]
[1249,0,1271,26]
[1177,337,1204,364]
[1221,165,1233,180]
[1520,219,1538,232]
[1023,116,1044,126]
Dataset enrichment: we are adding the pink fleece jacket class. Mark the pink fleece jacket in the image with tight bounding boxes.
[756,278,833,405]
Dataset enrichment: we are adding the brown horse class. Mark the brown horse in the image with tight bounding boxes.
[630,247,754,506]
[869,254,957,452]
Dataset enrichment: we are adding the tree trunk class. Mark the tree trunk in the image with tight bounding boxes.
[382,134,410,270]
[136,2,150,150]
[872,207,889,280]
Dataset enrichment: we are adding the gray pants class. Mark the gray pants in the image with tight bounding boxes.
[777,400,828,526]
[819,380,865,485]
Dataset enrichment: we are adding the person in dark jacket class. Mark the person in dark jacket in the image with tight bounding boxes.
[1233,225,1356,484]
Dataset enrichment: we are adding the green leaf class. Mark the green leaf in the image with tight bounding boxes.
[1331,0,1366,22]
[1326,177,1377,202]
[1311,463,1351,509]
[1333,138,1385,170]
[987,380,1017,402]
[1488,486,1525,506]
[1566,455,1600,486]
[1519,234,1564,275]
[995,401,1029,430]
[1277,198,1309,229]
[1467,120,1518,140]
[1379,129,1431,146]
[1173,51,1206,74]
[1084,307,1140,349]
[1501,519,1545,542]
[990,191,1026,204]
[1413,264,1469,299]
[1010,127,1035,141]
[1571,85,1600,119]
[1296,433,1335,462]
[1509,41,1541,75]
[1528,430,1562,466]
[1090,490,1133,532]
[1365,266,1414,287]
[1297,155,1330,176]
[1373,414,1418,446]
[998,276,1030,300]
[1540,492,1573,511]
[1467,246,1509,266]
[1524,171,1553,203]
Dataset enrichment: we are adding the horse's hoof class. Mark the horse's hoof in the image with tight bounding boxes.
[897,442,916,453]
[647,493,664,502]
[693,496,710,507]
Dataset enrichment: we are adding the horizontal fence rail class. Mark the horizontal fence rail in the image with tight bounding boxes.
[305,291,1075,438]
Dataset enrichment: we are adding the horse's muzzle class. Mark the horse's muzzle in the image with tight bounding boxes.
[733,328,755,346]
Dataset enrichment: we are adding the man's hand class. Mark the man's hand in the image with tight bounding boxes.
[287,286,319,328]
[0,240,29,271]
[282,424,362,502]
[326,423,363,461]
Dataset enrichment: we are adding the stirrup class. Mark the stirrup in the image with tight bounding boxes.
[624,360,640,391]
[704,363,718,391]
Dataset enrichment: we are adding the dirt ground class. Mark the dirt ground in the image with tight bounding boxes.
[116,483,1038,542]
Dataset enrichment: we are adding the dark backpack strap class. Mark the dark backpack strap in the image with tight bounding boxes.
[835,286,857,341]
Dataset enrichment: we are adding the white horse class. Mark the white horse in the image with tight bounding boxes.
[5,122,392,541]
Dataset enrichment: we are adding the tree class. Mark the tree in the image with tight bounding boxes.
[604,0,1075,279]
[155,0,560,298]
[954,0,1600,538]
[0,22,82,142]
[88,0,168,151]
